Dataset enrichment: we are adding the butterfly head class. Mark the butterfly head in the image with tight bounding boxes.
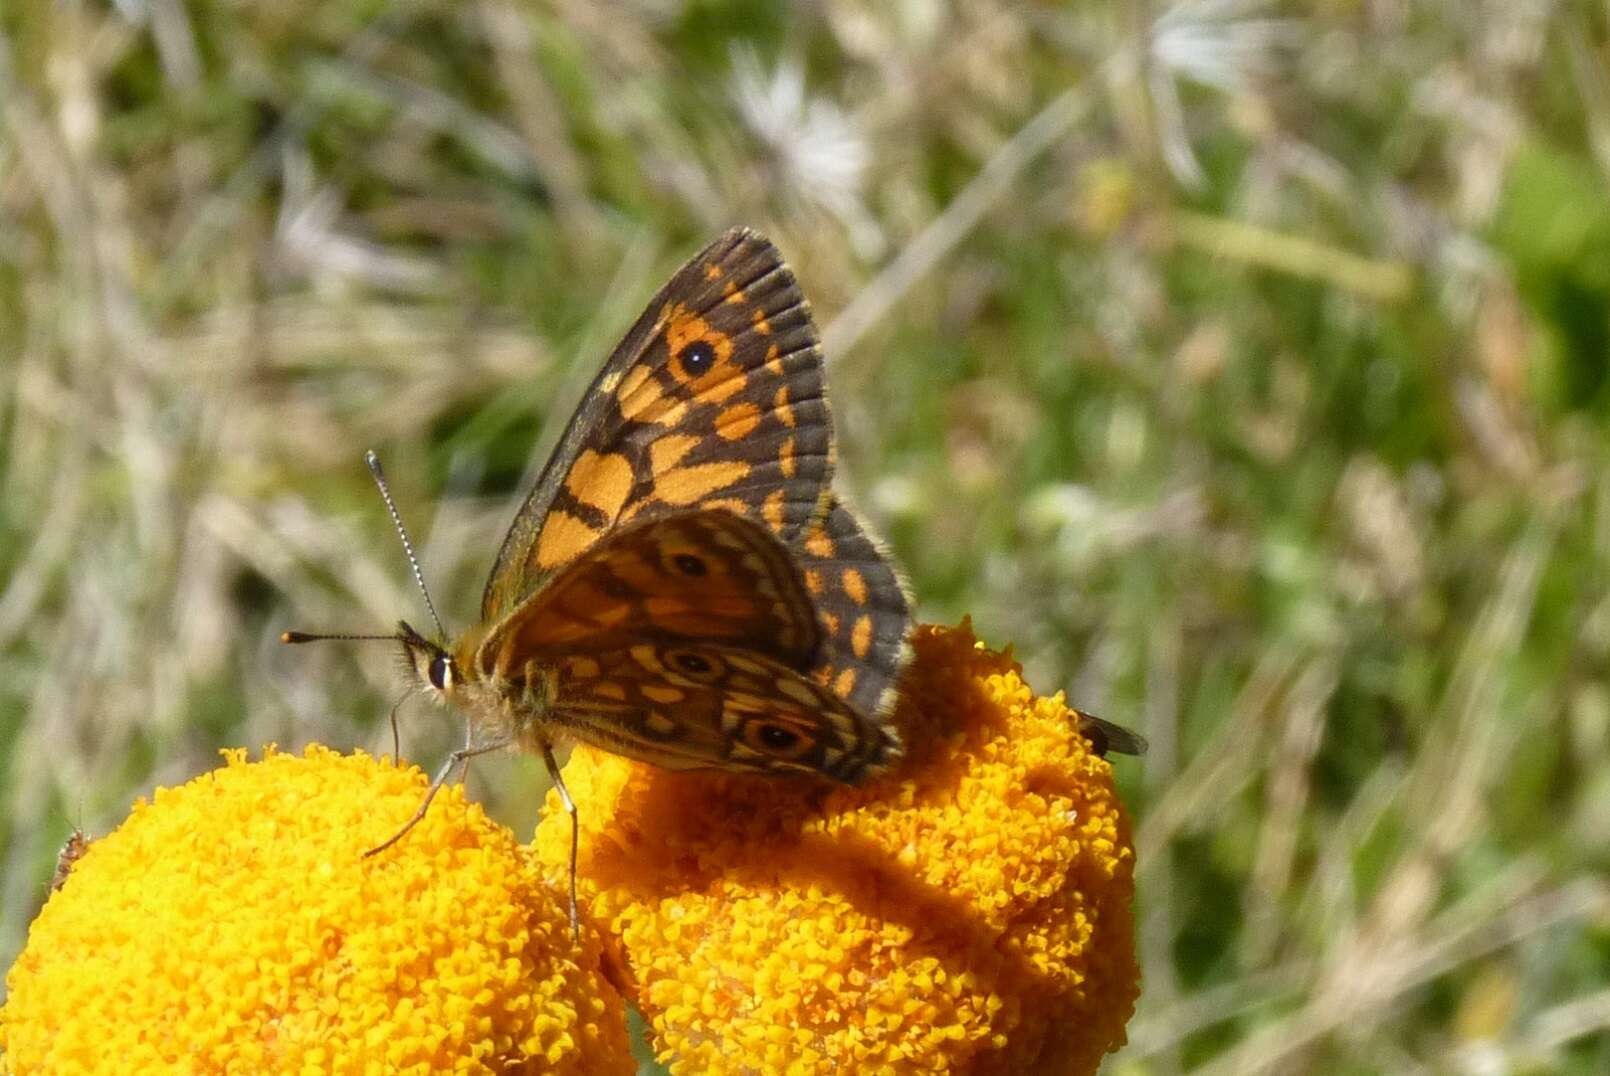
[396,620,469,702]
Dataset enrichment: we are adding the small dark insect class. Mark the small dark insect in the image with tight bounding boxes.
[1076,713,1148,758]
[50,829,91,893]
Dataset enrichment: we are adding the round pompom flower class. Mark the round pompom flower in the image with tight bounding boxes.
[533,621,1139,1075]
[0,746,633,1075]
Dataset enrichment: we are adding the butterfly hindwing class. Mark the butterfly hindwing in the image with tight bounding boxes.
[796,497,912,719]
[483,229,834,621]
[476,510,821,676]
[551,642,899,783]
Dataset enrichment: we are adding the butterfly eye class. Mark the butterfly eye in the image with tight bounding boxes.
[672,553,707,577]
[428,654,453,691]
[676,340,715,377]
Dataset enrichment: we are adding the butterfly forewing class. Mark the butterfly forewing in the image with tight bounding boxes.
[551,642,898,783]
[477,511,821,676]
[483,229,834,622]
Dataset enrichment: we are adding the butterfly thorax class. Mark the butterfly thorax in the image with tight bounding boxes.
[399,620,560,751]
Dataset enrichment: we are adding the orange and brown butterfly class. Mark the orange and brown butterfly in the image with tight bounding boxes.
[285,229,912,908]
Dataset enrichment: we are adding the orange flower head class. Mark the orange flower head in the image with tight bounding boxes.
[0,746,633,1075]
[533,621,1140,1074]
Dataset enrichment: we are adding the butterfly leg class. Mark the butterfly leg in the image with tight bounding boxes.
[363,731,510,858]
[540,741,581,942]
[386,687,415,762]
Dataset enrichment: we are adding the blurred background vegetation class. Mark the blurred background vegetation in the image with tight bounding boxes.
[3,1,1610,1072]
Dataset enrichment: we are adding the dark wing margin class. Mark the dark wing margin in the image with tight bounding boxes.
[796,497,913,719]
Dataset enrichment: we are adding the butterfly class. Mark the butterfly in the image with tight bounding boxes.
[285,229,913,929]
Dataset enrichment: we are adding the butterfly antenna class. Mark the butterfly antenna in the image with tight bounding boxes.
[280,630,397,644]
[365,449,448,642]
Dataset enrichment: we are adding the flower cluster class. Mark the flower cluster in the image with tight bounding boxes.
[2,624,1137,1074]
[532,622,1139,1074]
[0,747,632,1075]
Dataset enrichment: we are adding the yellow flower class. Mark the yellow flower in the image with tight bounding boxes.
[0,746,633,1075]
[533,621,1140,1075]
